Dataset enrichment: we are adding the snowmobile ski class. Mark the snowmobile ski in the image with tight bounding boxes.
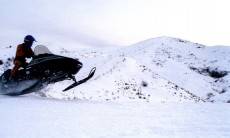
[63,67,96,91]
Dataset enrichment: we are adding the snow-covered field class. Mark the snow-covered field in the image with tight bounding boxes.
[1,36,230,137]
[1,95,230,138]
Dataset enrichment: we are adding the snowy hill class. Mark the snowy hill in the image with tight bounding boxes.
[1,36,230,103]
[1,36,230,138]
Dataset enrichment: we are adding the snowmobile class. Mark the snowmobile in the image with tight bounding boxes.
[0,45,96,96]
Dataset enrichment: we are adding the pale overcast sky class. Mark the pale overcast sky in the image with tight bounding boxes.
[1,0,230,49]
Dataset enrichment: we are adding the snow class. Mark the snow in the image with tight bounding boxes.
[1,36,230,137]
[1,95,230,138]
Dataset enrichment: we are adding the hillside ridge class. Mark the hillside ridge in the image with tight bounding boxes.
[1,36,230,103]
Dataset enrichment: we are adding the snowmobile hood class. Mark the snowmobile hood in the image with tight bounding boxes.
[27,53,83,75]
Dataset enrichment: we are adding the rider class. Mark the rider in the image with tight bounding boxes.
[9,35,36,80]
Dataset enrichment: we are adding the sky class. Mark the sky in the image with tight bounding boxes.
[1,0,230,49]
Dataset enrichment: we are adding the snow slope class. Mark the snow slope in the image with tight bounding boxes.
[1,36,230,137]
[1,36,230,103]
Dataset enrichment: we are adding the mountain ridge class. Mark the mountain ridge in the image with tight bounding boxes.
[1,36,230,103]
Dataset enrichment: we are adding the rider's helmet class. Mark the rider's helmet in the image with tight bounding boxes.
[24,35,36,47]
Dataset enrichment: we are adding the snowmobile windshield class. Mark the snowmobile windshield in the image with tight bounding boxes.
[34,45,53,56]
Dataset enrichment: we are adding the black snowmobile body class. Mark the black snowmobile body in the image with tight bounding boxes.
[0,45,96,96]
[26,53,83,81]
